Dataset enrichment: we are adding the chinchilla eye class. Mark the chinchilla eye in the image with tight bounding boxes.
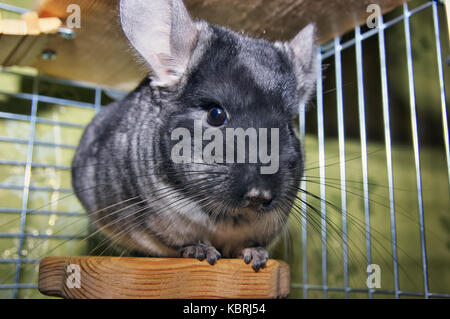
[207,106,227,126]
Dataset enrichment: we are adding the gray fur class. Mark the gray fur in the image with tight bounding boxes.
[72,0,318,269]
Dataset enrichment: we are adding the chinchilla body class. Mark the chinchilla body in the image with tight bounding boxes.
[72,0,318,269]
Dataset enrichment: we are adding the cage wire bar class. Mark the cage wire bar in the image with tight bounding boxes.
[0,65,106,297]
[433,2,450,186]
[334,35,350,299]
[293,0,450,298]
[0,0,448,298]
[378,12,401,299]
[403,2,429,298]
[355,23,374,299]
[0,70,103,298]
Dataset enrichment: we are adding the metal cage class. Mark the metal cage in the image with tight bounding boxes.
[0,0,449,298]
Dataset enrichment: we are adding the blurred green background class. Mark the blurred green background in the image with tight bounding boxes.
[0,0,449,298]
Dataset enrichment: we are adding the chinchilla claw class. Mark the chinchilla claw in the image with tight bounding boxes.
[238,247,269,272]
[179,244,221,265]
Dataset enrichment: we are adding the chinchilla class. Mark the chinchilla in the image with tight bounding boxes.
[72,0,318,271]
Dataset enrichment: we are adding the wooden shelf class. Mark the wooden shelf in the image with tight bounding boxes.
[38,256,290,299]
[2,0,407,90]
[0,12,61,66]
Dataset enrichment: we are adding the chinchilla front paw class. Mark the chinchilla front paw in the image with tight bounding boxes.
[238,247,269,271]
[179,243,221,265]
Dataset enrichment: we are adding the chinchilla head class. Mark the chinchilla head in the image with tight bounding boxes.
[119,0,318,226]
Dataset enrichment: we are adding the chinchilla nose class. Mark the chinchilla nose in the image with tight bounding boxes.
[244,188,273,208]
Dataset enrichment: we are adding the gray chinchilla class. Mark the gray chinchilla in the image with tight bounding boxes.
[72,0,318,271]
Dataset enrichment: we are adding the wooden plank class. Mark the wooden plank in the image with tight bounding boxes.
[0,19,27,35]
[0,14,60,35]
[37,17,63,34]
[32,0,408,90]
[184,0,408,43]
[38,257,290,299]
[0,35,25,65]
[0,13,62,66]
[22,12,40,35]
[6,35,40,66]
[14,34,49,66]
[35,0,142,91]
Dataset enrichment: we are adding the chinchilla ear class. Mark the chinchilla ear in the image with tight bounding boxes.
[288,24,319,105]
[120,0,199,87]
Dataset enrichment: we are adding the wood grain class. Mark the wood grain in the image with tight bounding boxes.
[0,12,61,66]
[30,0,408,90]
[0,13,61,35]
[38,257,290,299]
[22,12,41,35]
[0,35,25,65]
